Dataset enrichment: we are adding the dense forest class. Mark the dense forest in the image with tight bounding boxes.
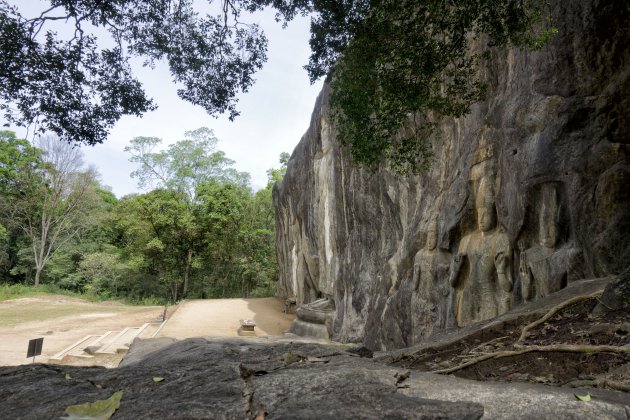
[0,128,287,303]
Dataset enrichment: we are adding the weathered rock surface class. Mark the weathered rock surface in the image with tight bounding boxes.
[593,266,630,316]
[377,276,615,361]
[273,0,630,350]
[1,337,628,419]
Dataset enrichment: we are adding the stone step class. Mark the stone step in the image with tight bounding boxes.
[95,325,145,354]
[82,330,118,355]
[49,335,99,362]
[67,334,106,357]
[137,323,161,339]
[49,324,151,363]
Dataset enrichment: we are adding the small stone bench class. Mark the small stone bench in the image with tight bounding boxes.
[239,319,256,336]
[284,298,297,314]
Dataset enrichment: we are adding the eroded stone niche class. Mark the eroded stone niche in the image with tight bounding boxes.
[274,0,630,350]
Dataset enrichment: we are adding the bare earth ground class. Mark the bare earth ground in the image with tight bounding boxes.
[0,296,294,367]
[0,296,163,366]
[155,298,295,339]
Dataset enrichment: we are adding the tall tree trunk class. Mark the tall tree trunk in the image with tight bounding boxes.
[33,212,49,287]
[172,280,178,303]
[34,266,42,287]
[183,247,193,298]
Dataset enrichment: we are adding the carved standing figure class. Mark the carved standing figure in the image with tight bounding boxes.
[411,219,451,342]
[449,176,514,327]
[519,184,581,302]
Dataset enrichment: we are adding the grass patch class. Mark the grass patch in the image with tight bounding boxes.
[0,283,88,302]
[0,283,164,306]
[0,302,136,327]
[0,284,163,327]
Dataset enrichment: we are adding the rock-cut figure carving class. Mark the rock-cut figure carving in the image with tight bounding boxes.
[519,185,581,302]
[449,176,514,327]
[288,297,335,339]
[411,219,451,343]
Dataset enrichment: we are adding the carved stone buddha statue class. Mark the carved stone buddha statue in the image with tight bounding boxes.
[411,219,451,342]
[449,176,514,327]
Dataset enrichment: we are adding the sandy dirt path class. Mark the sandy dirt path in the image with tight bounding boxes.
[0,296,294,366]
[156,298,295,339]
[0,296,162,366]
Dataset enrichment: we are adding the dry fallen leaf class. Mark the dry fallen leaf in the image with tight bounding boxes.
[63,390,123,420]
[283,351,303,365]
[575,392,591,402]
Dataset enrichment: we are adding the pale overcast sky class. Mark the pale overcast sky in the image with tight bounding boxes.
[4,2,323,197]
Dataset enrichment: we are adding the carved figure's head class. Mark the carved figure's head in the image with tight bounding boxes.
[426,219,438,251]
[539,186,559,248]
[475,177,496,232]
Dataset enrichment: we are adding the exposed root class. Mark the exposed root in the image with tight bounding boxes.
[517,290,604,343]
[566,378,630,392]
[434,344,630,375]
[468,335,510,354]
[392,346,458,368]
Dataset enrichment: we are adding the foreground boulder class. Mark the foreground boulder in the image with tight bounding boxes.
[0,337,628,419]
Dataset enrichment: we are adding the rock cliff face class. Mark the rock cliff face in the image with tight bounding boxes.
[274,0,630,351]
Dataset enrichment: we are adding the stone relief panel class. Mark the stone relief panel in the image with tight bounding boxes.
[288,297,336,339]
[274,0,630,350]
[449,157,514,327]
[518,183,582,302]
[410,219,451,343]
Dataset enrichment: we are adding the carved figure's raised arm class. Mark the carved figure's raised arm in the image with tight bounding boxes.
[494,251,513,293]
[519,250,533,301]
[449,253,465,288]
[412,258,421,291]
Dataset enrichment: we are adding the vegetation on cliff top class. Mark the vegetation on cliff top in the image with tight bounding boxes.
[0,0,554,172]
[307,0,556,174]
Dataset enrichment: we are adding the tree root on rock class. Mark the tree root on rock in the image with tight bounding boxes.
[565,378,630,392]
[468,335,510,354]
[517,290,605,343]
[434,344,630,375]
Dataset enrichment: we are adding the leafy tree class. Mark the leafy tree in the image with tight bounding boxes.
[0,131,44,281]
[6,135,100,286]
[112,188,206,301]
[0,130,43,196]
[125,127,249,298]
[0,222,7,276]
[0,0,291,144]
[73,250,124,297]
[43,187,121,291]
[114,145,280,300]
[266,151,289,187]
[1,1,552,171]
[303,0,556,173]
[110,193,167,299]
[125,127,241,198]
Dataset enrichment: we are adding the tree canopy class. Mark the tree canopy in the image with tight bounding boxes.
[0,0,286,144]
[304,0,555,173]
[0,129,285,302]
[0,0,553,171]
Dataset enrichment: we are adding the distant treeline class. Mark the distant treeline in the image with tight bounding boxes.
[0,128,287,303]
